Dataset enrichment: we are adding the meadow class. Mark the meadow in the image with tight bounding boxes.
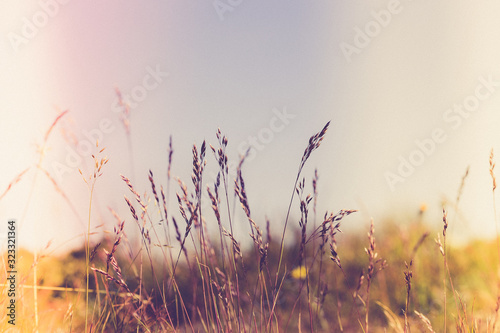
[1,110,500,332]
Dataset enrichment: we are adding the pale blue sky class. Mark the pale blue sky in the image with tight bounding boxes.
[2,1,500,253]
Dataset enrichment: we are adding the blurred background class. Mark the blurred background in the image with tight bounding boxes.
[1,0,500,254]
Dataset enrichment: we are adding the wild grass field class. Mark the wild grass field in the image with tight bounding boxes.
[2,110,500,332]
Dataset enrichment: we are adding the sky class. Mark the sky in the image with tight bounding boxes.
[1,0,500,254]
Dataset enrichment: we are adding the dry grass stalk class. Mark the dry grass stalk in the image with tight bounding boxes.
[42,109,69,144]
[22,108,68,226]
[207,184,221,225]
[312,169,319,262]
[208,173,229,270]
[292,209,357,332]
[210,129,237,269]
[266,218,272,244]
[437,208,462,332]
[39,167,85,227]
[210,129,244,331]
[354,272,365,305]
[191,142,211,323]
[376,301,403,333]
[411,232,429,259]
[364,219,387,333]
[92,267,131,294]
[310,210,356,272]
[16,110,69,332]
[105,222,124,273]
[147,169,176,267]
[234,150,259,240]
[222,227,242,263]
[89,242,101,263]
[294,177,315,332]
[114,88,130,135]
[124,196,139,222]
[489,149,500,332]
[404,260,412,333]
[148,170,160,208]
[271,122,331,329]
[491,149,497,191]
[312,169,318,217]
[210,129,229,175]
[115,88,138,182]
[79,141,108,333]
[299,121,331,171]
[167,135,173,180]
[108,208,134,260]
[0,168,30,201]
[296,178,312,264]
[456,166,470,205]
[171,216,185,258]
[403,232,429,332]
[414,311,436,333]
[192,141,206,202]
[160,186,169,226]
